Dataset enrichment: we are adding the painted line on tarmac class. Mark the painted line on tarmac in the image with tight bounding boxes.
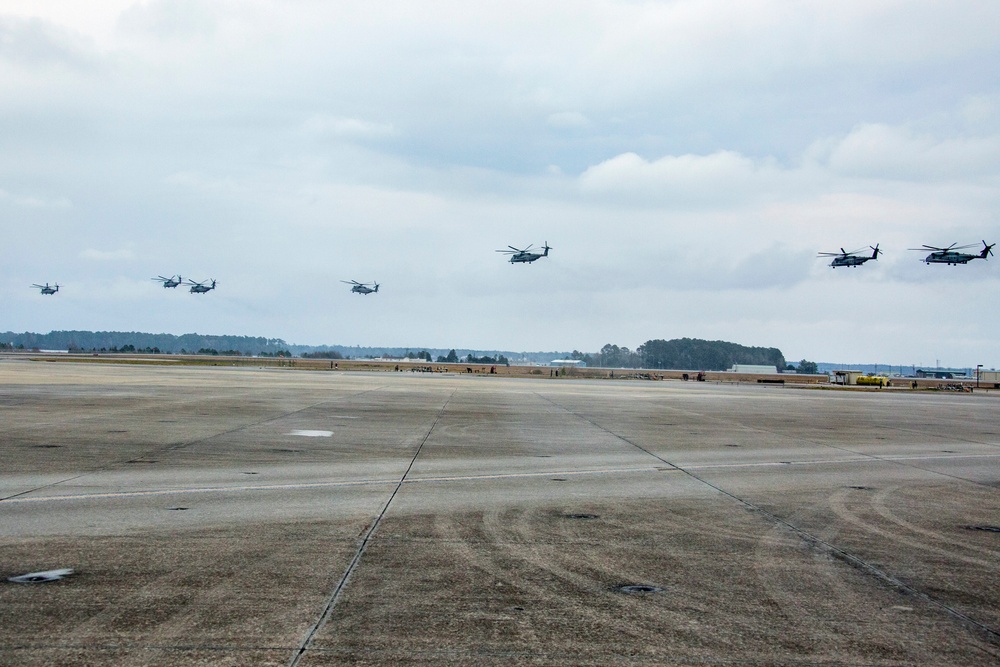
[7,453,999,505]
[0,466,664,504]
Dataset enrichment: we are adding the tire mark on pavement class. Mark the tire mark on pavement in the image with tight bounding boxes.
[287,388,456,667]
[534,391,1000,648]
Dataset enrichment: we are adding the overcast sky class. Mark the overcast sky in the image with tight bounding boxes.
[2,1,998,368]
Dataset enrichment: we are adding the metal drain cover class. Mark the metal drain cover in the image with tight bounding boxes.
[8,568,74,584]
[617,584,663,594]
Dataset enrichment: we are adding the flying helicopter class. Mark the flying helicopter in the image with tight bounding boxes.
[31,283,59,295]
[911,241,995,265]
[496,242,551,264]
[342,280,379,295]
[185,279,217,294]
[818,245,881,268]
[152,275,183,288]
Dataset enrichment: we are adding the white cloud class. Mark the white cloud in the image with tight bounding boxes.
[820,123,1000,181]
[163,171,246,195]
[80,247,135,261]
[546,111,590,129]
[578,150,783,206]
[0,187,71,209]
[300,115,396,141]
[116,0,219,41]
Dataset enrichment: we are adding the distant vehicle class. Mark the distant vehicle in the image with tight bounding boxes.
[496,242,551,264]
[342,280,379,295]
[31,283,59,295]
[185,279,217,294]
[152,275,183,288]
[912,241,995,265]
[818,245,881,268]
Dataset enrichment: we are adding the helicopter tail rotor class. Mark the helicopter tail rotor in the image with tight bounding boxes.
[870,244,881,259]
[982,241,995,259]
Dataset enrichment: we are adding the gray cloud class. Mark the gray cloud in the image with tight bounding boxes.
[2,1,999,367]
[0,16,98,69]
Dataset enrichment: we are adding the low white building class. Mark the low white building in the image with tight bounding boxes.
[727,364,778,374]
[551,359,586,368]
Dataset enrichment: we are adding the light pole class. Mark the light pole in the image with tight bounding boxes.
[977,364,983,388]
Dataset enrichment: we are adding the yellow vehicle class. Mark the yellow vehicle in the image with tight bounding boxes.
[856,375,889,387]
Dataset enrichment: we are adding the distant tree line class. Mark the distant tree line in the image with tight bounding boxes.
[294,345,562,364]
[1,331,291,356]
[789,360,819,374]
[465,353,510,365]
[572,338,787,371]
[68,344,163,354]
[2,331,809,373]
[301,351,345,359]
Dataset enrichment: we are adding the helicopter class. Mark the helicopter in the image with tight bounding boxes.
[911,241,995,265]
[496,242,551,264]
[152,275,183,288]
[342,280,379,295]
[818,245,881,268]
[185,279,217,294]
[31,283,59,295]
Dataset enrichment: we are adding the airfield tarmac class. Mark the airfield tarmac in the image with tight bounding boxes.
[1,360,999,666]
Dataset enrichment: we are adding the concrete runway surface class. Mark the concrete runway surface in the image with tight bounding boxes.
[1,360,999,666]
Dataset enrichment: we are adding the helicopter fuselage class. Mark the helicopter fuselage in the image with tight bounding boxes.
[923,252,979,265]
[829,256,872,268]
[509,252,545,263]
